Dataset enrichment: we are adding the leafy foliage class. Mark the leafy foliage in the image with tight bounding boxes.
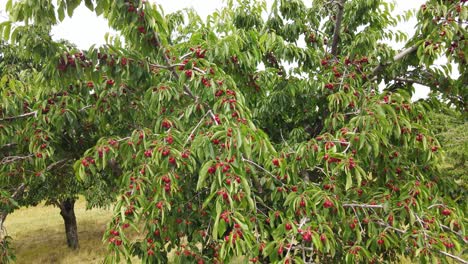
[0,0,466,263]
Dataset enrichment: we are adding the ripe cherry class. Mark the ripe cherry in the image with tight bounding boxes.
[272,158,280,167]
[441,208,451,216]
[323,199,333,208]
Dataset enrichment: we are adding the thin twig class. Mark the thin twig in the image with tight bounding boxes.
[437,250,468,264]
[440,225,467,243]
[370,46,418,78]
[184,110,212,146]
[0,111,37,122]
[352,207,364,235]
[1,154,35,164]
[46,158,70,171]
[343,203,384,209]
[0,143,17,149]
[285,217,309,261]
[79,105,93,112]
[241,156,285,186]
[427,203,445,209]
[376,220,406,234]
[414,213,429,247]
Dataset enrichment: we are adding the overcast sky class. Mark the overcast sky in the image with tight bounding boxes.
[0,0,431,99]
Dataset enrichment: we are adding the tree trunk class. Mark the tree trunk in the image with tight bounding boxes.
[58,198,79,249]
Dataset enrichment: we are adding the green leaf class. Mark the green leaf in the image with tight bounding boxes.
[197,160,214,190]
[2,22,11,40]
[84,0,94,11]
[345,170,352,190]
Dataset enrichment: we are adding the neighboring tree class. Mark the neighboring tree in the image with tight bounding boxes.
[0,37,118,251]
[427,103,467,202]
[0,0,466,263]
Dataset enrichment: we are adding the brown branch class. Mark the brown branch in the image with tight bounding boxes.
[370,45,418,78]
[394,77,427,86]
[241,155,285,187]
[438,250,468,264]
[375,218,467,264]
[184,110,212,146]
[1,154,34,164]
[331,0,346,56]
[376,220,406,234]
[440,225,468,243]
[0,143,17,150]
[46,158,70,171]
[285,217,309,260]
[0,111,37,122]
[343,203,384,209]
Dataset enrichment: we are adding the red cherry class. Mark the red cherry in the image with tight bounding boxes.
[323,199,333,208]
[166,136,174,144]
[208,166,216,174]
[144,149,152,157]
[137,26,146,34]
[300,199,306,207]
[302,231,312,242]
[320,234,326,242]
[441,208,451,216]
[169,156,176,165]
[272,158,280,167]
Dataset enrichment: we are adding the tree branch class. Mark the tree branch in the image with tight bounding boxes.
[370,45,418,78]
[46,158,70,171]
[394,77,427,87]
[0,143,17,150]
[285,217,309,260]
[343,203,384,209]
[241,155,285,187]
[1,154,34,164]
[184,110,212,146]
[0,111,37,122]
[331,0,346,56]
[438,250,468,264]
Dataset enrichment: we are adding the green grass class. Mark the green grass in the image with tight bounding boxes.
[4,199,115,264]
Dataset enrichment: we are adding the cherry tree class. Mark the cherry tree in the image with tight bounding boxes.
[0,0,466,263]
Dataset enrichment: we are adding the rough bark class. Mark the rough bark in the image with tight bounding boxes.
[58,198,79,250]
[331,0,346,56]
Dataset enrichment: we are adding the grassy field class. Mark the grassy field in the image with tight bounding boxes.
[4,199,115,264]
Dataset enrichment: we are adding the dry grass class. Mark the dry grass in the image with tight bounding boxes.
[4,199,115,264]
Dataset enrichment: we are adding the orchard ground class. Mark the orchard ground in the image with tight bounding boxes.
[4,199,119,264]
[4,200,248,264]
[5,199,444,264]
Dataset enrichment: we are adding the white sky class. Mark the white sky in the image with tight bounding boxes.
[0,0,432,99]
